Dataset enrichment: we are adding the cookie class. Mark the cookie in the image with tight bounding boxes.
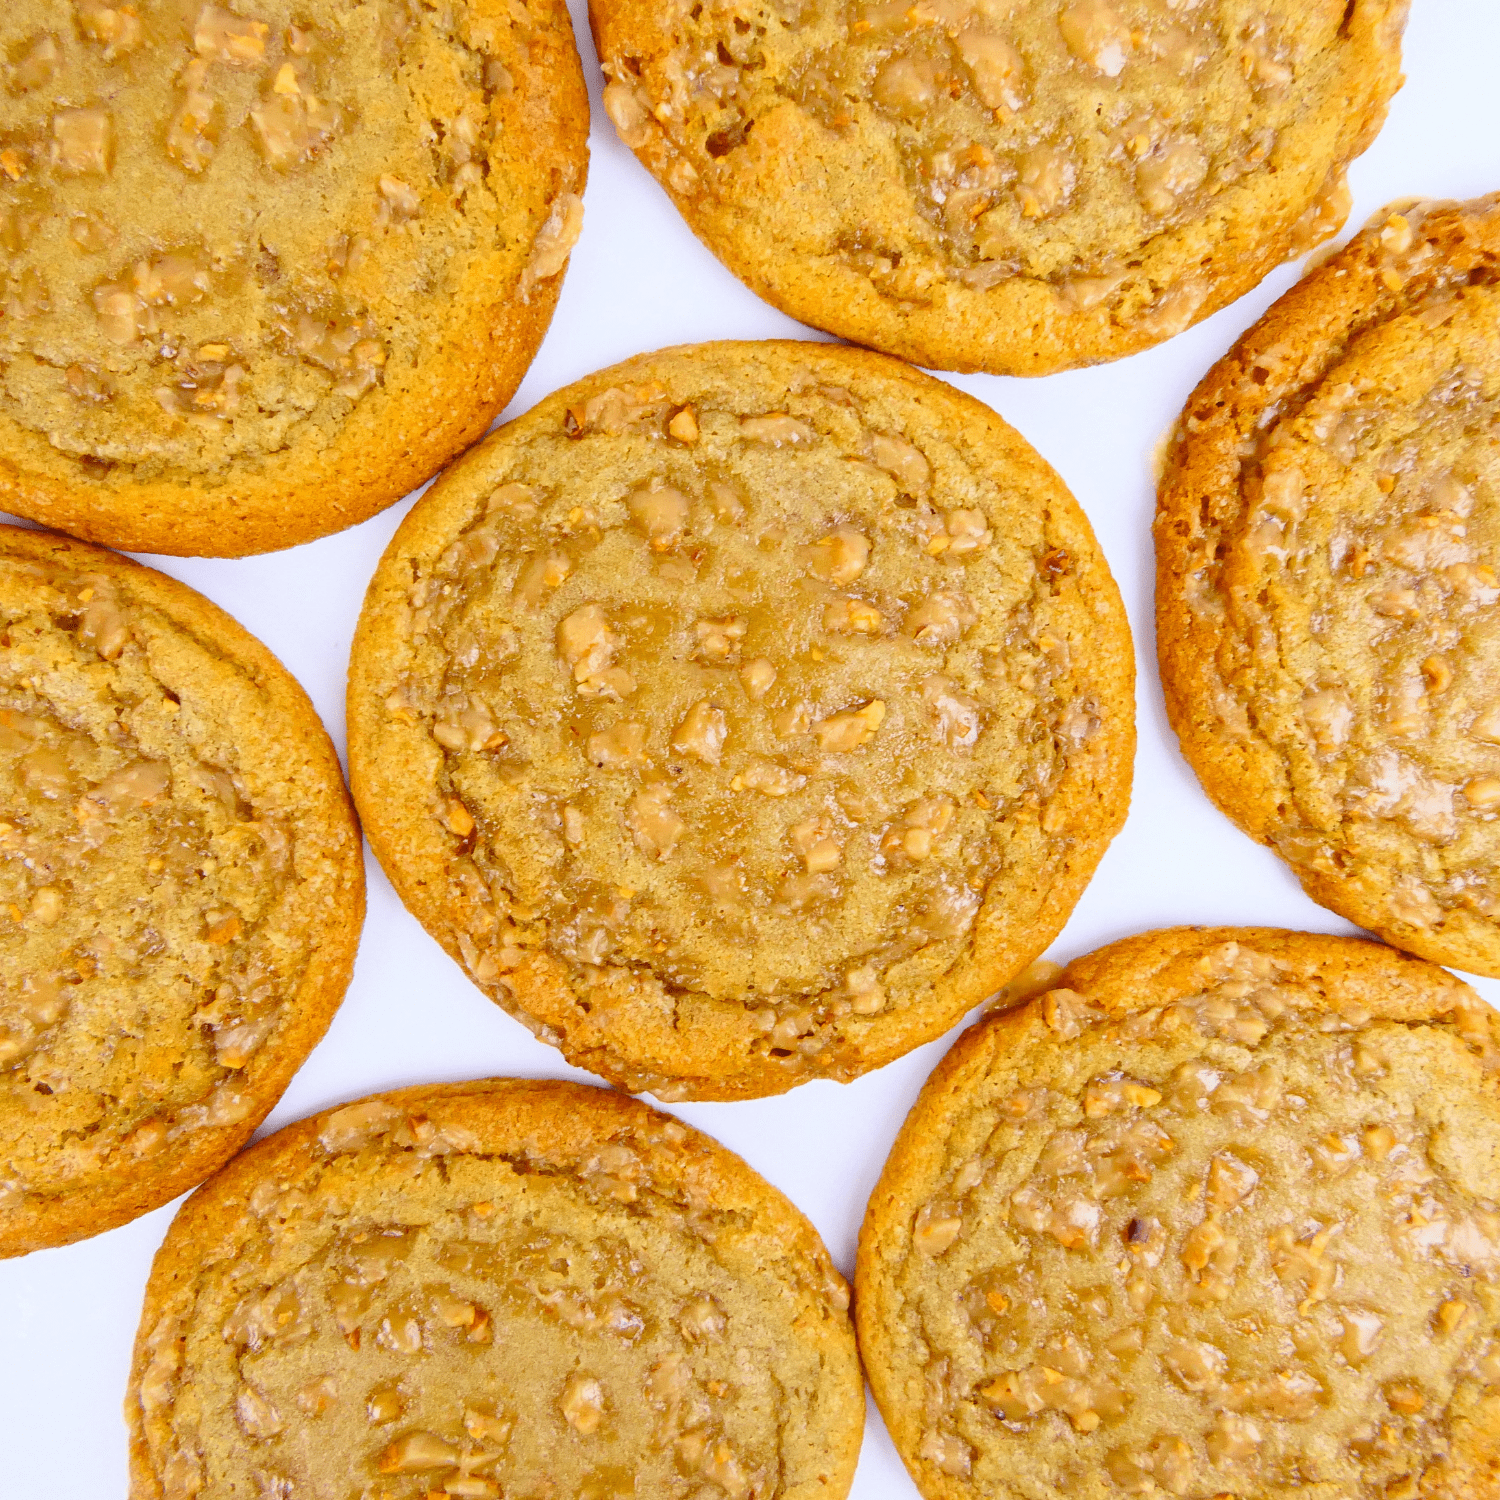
[0,524,363,1256]
[126,1077,864,1500]
[0,0,588,558]
[1156,195,1500,978]
[590,0,1404,376]
[347,340,1133,1100]
[857,925,1500,1500]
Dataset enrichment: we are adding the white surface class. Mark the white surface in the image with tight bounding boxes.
[3,0,1499,1487]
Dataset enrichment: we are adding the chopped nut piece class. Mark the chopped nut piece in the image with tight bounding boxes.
[671,701,727,764]
[1340,1308,1384,1362]
[802,526,871,585]
[740,413,813,446]
[235,1384,283,1438]
[1016,144,1076,219]
[12,33,61,91]
[52,108,114,176]
[905,590,976,646]
[922,676,981,748]
[379,1432,460,1473]
[560,1374,605,1434]
[1465,777,1500,811]
[587,721,648,769]
[628,485,690,548]
[739,658,776,699]
[668,406,699,443]
[522,191,584,290]
[378,174,420,222]
[443,799,475,837]
[870,433,930,495]
[823,596,885,635]
[845,964,885,1015]
[693,616,746,663]
[957,31,1026,113]
[627,784,684,860]
[735,758,805,797]
[873,55,937,119]
[789,817,842,873]
[1205,1152,1259,1209]
[913,1200,962,1254]
[1435,1299,1471,1335]
[815,699,886,753]
[1059,0,1132,76]
[76,0,143,57]
[251,83,342,166]
[1384,1380,1424,1415]
[558,605,622,686]
[194,4,269,64]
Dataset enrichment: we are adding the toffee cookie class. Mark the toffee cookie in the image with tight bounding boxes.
[0,524,363,1256]
[857,926,1500,1500]
[348,341,1133,1100]
[126,1078,864,1500]
[0,0,588,558]
[1157,195,1500,978]
[590,0,1404,376]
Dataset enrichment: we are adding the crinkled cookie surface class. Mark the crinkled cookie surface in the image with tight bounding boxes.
[0,524,362,1256]
[127,1080,864,1500]
[0,0,588,555]
[348,341,1133,1099]
[1157,195,1500,978]
[858,927,1500,1500]
[591,0,1405,373]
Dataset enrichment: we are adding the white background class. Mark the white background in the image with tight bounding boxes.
[3,1,1498,1487]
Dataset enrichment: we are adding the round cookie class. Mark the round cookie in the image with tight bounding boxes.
[1157,195,1500,978]
[126,1078,864,1500]
[0,524,363,1255]
[0,0,588,558]
[857,925,1500,1500]
[590,0,1404,376]
[348,340,1133,1100]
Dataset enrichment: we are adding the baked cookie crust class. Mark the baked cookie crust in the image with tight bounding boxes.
[858,925,1500,1500]
[1157,194,1500,978]
[0,0,588,557]
[0,524,363,1255]
[348,340,1133,1100]
[126,1078,864,1500]
[590,0,1404,375]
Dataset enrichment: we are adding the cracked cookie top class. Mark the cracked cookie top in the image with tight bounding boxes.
[591,0,1404,374]
[127,1080,863,1500]
[348,340,1133,1100]
[1157,195,1500,979]
[0,524,362,1256]
[858,927,1500,1500]
[0,0,588,555]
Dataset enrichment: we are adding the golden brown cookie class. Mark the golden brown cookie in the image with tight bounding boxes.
[347,340,1133,1100]
[126,1078,864,1500]
[0,0,588,558]
[0,524,363,1256]
[590,0,1404,376]
[858,925,1500,1500]
[1157,195,1500,978]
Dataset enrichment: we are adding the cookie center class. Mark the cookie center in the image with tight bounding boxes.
[388,377,1092,1009]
